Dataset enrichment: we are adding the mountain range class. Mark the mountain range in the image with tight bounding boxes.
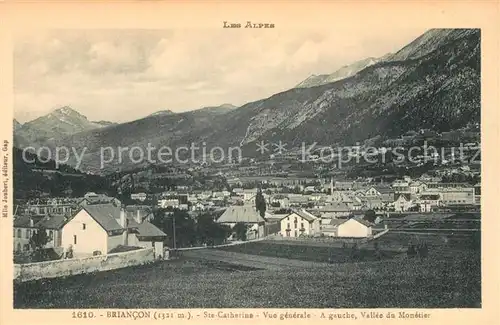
[14,28,480,174]
[148,104,236,118]
[295,57,382,88]
[14,106,116,147]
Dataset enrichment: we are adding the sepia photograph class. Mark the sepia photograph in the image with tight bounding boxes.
[1,1,498,323]
[11,26,483,309]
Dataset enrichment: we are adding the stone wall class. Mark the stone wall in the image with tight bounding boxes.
[14,248,154,283]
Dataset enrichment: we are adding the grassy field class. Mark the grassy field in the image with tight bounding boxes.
[14,232,481,309]
[217,241,400,263]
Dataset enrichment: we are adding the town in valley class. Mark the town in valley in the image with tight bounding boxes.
[11,28,481,309]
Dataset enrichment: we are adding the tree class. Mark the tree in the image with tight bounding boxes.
[151,209,197,248]
[196,212,231,246]
[255,188,267,218]
[49,173,66,197]
[364,210,377,223]
[233,222,249,241]
[29,226,49,251]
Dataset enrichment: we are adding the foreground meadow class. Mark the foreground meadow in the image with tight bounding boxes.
[14,233,480,308]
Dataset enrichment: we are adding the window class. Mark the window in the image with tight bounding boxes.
[74,235,77,245]
[13,229,16,238]
[82,223,86,230]
[287,223,290,229]
[17,229,21,238]
[16,243,21,252]
[26,229,30,239]
[301,222,304,229]
[48,230,53,240]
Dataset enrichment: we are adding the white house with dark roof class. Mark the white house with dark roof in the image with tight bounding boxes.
[62,204,132,256]
[409,181,428,194]
[61,203,166,257]
[417,194,441,212]
[278,209,320,237]
[393,194,413,212]
[392,179,411,193]
[23,198,80,217]
[365,185,395,203]
[81,192,121,206]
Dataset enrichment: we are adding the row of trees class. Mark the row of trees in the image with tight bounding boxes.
[150,209,232,248]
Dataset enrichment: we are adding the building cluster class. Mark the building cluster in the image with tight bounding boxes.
[214,174,480,239]
[260,175,479,213]
[215,204,377,240]
[13,172,480,257]
[13,192,167,258]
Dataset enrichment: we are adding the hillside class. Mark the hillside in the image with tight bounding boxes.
[202,28,480,149]
[384,29,469,62]
[13,119,22,132]
[12,148,114,199]
[148,110,176,117]
[148,104,236,118]
[197,103,237,115]
[92,120,116,127]
[15,106,112,146]
[295,57,380,88]
[15,29,480,173]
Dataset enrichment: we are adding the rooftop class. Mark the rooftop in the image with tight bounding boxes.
[217,206,266,224]
[135,221,167,238]
[79,204,140,232]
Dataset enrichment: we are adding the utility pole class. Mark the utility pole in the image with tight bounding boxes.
[172,215,177,250]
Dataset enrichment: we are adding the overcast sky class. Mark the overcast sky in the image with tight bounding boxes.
[14,28,427,123]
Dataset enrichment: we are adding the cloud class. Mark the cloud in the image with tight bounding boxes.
[14,28,426,123]
[87,41,141,74]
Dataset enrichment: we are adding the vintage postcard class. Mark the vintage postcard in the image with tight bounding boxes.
[0,1,499,324]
